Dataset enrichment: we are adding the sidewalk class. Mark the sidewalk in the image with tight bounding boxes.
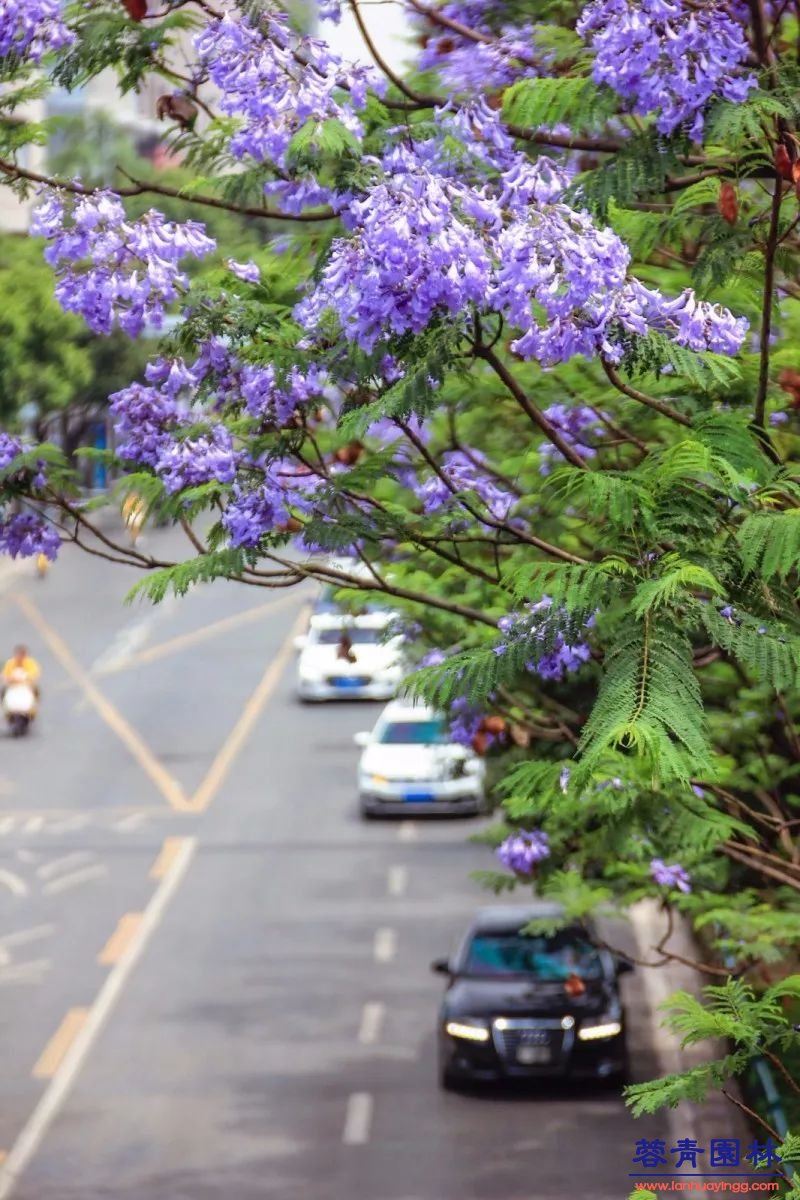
[631,900,751,1150]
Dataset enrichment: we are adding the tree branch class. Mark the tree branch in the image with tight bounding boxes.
[0,160,337,223]
[601,360,693,427]
[755,170,785,427]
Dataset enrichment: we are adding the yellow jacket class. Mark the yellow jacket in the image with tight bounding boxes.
[2,656,40,684]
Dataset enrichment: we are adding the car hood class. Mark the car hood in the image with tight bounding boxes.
[359,744,477,780]
[299,644,402,674]
[442,976,615,1019]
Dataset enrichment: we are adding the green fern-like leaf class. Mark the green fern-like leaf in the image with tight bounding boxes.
[502,75,616,133]
[738,510,800,582]
[576,618,714,785]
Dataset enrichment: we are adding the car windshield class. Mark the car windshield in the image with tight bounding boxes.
[462,931,604,980]
[314,627,385,646]
[377,719,448,745]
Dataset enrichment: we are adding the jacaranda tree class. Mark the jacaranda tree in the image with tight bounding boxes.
[1,1,799,1184]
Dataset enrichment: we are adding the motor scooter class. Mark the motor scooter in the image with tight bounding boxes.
[3,669,37,737]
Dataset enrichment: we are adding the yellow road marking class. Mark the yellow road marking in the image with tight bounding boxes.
[98,590,307,675]
[32,1010,89,1080]
[149,837,186,881]
[98,914,143,965]
[16,596,192,813]
[188,605,310,813]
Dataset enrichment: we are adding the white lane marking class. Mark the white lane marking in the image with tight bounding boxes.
[89,596,177,676]
[41,865,108,896]
[0,960,50,986]
[397,821,418,842]
[22,818,44,834]
[36,853,92,881]
[358,1002,385,1045]
[0,836,196,1200]
[112,812,147,832]
[44,817,90,836]
[387,865,407,897]
[0,870,27,897]
[0,818,14,836]
[342,1093,373,1146]
[373,927,396,963]
[0,926,55,950]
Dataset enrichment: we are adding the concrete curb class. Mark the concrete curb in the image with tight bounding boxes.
[629,899,751,1150]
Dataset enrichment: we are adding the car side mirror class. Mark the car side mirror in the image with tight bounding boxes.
[615,957,634,976]
[353,731,371,748]
[431,957,451,975]
[293,635,308,652]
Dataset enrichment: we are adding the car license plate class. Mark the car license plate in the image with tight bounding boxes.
[332,677,366,688]
[516,1046,551,1065]
[404,792,434,802]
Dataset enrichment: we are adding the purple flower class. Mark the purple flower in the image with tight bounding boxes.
[0,432,23,472]
[33,190,215,336]
[559,766,570,793]
[0,0,75,64]
[577,0,755,139]
[156,426,241,494]
[691,784,705,799]
[194,12,380,179]
[496,830,551,874]
[650,858,692,893]
[227,259,261,283]
[539,404,603,474]
[418,450,514,521]
[769,411,789,427]
[0,511,60,561]
[420,648,447,667]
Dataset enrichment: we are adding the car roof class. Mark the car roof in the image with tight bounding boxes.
[469,903,570,934]
[376,698,441,722]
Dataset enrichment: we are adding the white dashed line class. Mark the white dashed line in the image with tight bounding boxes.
[0,870,28,897]
[358,1001,385,1045]
[387,864,407,897]
[0,925,55,949]
[373,927,396,963]
[342,1092,373,1145]
[42,865,108,896]
[36,853,93,881]
[397,821,418,842]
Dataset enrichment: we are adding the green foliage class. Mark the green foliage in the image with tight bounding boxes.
[502,75,616,133]
[577,619,713,785]
[0,237,92,424]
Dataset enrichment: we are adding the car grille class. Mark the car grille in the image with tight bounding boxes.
[492,1018,570,1062]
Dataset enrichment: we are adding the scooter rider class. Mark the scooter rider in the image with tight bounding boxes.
[2,645,41,698]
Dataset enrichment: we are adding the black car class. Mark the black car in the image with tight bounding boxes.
[433,903,632,1089]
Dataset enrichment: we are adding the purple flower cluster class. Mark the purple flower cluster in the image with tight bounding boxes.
[448,696,492,747]
[222,460,320,548]
[0,511,60,561]
[0,432,23,471]
[416,1,534,92]
[419,450,514,520]
[0,0,74,64]
[497,597,594,683]
[297,156,493,351]
[195,11,379,210]
[650,858,692,893]
[496,830,551,874]
[32,191,216,336]
[298,136,747,364]
[577,0,755,139]
[539,404,604,474]
[157,427,241,494]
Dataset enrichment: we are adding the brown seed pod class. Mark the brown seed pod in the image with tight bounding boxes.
[718,181,738,225]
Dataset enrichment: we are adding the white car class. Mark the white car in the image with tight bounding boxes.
[355,700,487,817]
[295,613,405,701]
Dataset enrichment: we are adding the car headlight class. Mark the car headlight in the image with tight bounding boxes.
[578,1015,622,1041]
[445,1018,490,1042]
[369,774,389,786]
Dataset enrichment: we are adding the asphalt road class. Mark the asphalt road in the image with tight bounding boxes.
[0,525,665,1200]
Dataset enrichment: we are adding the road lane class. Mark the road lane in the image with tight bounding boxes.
[0,537,668,1199]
